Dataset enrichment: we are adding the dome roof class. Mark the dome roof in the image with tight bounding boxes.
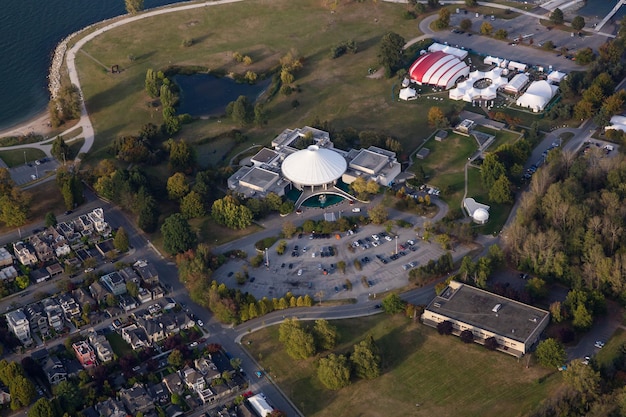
[473,208,490,222]
[281,145,347,186]
[409,51,469,90]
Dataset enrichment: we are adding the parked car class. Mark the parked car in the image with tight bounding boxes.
[197,319,204,327]
[255,371,263,378]
[595,340,605,349]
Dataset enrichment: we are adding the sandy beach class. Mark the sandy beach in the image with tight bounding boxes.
[0,110,53,139]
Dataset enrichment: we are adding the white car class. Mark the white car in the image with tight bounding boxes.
[31,174,38,180]
[197,320,204,327]
[297,269,303,276]
[384,236,392,242]
[594,341,605,349]
[372,234,380,241]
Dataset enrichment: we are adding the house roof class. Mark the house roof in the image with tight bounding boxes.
[281,145,347,186]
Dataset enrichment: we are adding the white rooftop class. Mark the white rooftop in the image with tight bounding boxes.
[281,145,347,186]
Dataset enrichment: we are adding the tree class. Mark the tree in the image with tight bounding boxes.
[571,15,585,31]
[211,196,254,230]
[427,107,448,128]
[180,191,205,219]
[377,32,405,77]
[279,319,316,360]
[114,227,129,252]
[125,0,144,14]
[313,319,338,351]
[161,213,197,255]
[282,221,297,239]
[494,29,508,40]
[351,336,381,379]
[53,380,82,413]
[550,8,564,24]
[230,95,253,126]
[9,375,35,410]
[535,338,566,369]
[367,204,388,225]
[460,330,474,343]
[481,154,506,189]
[575,47,595,64]
[381,293,406,314]
[484,336,499,350]
[572,303,593,331]
[480,22,493,36]
[437,7,451,28]
[563,360,600,400]
[167,139,196,174]
[167,173,190,200]
[0,191,29,228]
[437,320,453,335]
[51,136,70,162]
[489,175,513,204]
[28,398,55,417]
[44,212,57,228]
[317,354,351,390]
[168,349,184,368]
[126,281,139,298]
[459,18,472,32]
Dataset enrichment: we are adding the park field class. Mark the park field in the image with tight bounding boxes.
[74,0,464,163]
[243,314,562,417]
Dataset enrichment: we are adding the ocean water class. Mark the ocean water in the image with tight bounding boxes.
[0,0,188,131]
[576,0,626,21]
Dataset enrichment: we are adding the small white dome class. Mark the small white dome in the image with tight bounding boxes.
[473,208,489,223]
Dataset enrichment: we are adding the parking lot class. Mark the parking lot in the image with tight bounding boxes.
[9,157,59,186]
[219,222,472,301]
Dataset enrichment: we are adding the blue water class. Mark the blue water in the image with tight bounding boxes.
[577,0,626,21]
[0,0,189,131]
[174,74,272,117]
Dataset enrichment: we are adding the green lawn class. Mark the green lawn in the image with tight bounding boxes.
[105,332,133,358]
[0,148,46,168]
[243,314,562,417]
[594,328,626,370]
[73,0,452,164]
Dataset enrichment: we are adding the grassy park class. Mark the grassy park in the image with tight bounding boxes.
[243,314,562,417]
[0,148,46,168]
[73,0,461,163]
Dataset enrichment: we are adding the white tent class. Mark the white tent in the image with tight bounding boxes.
[504,73,529,94]
[428,42,469,60]
[448,67,507,103]
[484,56,504,67]
[547,70,566,84]
[508,61,528,72]
[399,87,417,101]
[605,115,626,132]
[516,80,558,112]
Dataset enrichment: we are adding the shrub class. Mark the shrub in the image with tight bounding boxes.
[437,320,453,335]
[484,337,499,350]
[460,330,474,343]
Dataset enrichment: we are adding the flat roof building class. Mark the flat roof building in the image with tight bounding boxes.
[342,146,401,187]
[422,281,549,357]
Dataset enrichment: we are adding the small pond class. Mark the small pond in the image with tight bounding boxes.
[173,73,271,117]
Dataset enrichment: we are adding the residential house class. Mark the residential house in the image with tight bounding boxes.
[161,311,194,334]
[119,294,138,312]
[162,373,184,396]
[100,272,126,296]
[0,385,10,405]
[137,287,152,304]
[0,247,13,267]
[195,357,220,382]
[46,227,71,257]
[149,382,169,405]
[31,268,51,283]
[0,266,18,282]
[151,286,165,300]
[87,331,113,363]
[119,383,155,416]
[94,398,127,417]
[6,309,32,346]
[95,239,116,258]
[30,234,54,263]
[13,242,37,266]
[134,260,159,286]
[87,208,110,235]
[72,288,95,311]
[57,293,81,321]
[75,215,94,233]
[181,366,214,404]
[42,298,64,332]
[165,405,184,417]
[121,324,149,350]
[46,263,64,277]
[89,282,110,305]
[137,318,165,344]
[72,340,97,369]
[43,356,67,385]
[118,267,140,286]
[25,303,48,335]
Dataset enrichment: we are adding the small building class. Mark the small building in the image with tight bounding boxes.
[13,242,37,266]
[88,331,113,363]
[42,298,64,332]
[100,272,127,296]
[399,87,417,101]
[605,115,626,133]
[435,130,448,141]
[415,148,430,160]
[455,119,475,134]
[163,373,184,396]
[46,263,64,277]
[119,294,138,312]
[134,260,159,286]
[94,398,127,417]
[57,293,81,321]
[72,340,97,369]
[119,383,155,416]
[137,287,152,304]
[463,198,491,224]
[43,356,67,385]
[6,309,32,346]
[95,239,116,258]
[342,146,401,187]
[121,324,150,350]
[0,247,14,267]
[247,394,274,417]
[89,282,111,305]
[504,73,530,94]
[422,281,550,357]
[31,268,51,283]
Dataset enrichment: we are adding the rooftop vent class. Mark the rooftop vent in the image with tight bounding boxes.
[433,302,441,308]
[492,304,502,313]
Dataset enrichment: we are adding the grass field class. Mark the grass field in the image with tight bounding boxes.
[73,0,458,164]
[0,181,66,235]
[243,314,562,417]
[105,332,133,358]
[0,148,46,168]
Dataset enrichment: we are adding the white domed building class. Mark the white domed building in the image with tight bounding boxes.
[281,145,347,191]
[463,198,490,225]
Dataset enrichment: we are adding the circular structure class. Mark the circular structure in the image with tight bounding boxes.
[472,208,490,224]
[408,51,469,90]
[281,145,347,188]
